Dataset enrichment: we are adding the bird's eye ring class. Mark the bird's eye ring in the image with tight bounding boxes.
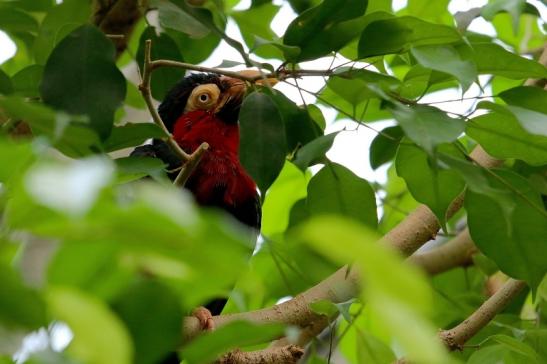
[199,93,209,102]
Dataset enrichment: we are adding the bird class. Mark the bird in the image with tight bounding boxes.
[131,70,275,361]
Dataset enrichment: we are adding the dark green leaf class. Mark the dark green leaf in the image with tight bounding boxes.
[181,321,286,364]
[136,27,185,101]
[11,65,43,98]
[40,24,126,140]
[499,86,547,136]
[0,263,47,329]
[466,169,547,290]
[167,29,222,65]
[0,69,13,95]
[113,281,183,364]
[284,0,368,61]
[327,69,401,106]
[155,0,210,38]
[470,43,547,79]
[292,132,338,171]
[115,156,167,183]
[390,104,465,154]
[396,141,466,229]
[410,44,477,92]
[239,91,287,195]
[307,163,377,227]
[369,126,404,169]
[467,110,547,166]
[358,16,461,58]
[103,123,166,152]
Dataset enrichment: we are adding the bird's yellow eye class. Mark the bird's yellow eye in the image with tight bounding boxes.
[185,84,220,112]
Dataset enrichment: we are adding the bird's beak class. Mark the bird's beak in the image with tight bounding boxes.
[216,70,277,113]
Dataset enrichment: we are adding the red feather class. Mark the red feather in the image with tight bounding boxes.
[172,110,257,208]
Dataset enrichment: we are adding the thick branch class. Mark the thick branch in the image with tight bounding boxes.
[439,279,527,350]
[215,345,304,364]
[408,228,477,275]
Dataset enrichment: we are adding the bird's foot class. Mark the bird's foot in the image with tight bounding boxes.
[192,306,215,331]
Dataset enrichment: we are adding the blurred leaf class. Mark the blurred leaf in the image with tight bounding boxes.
[0,263,47,330]
[468,343,534,364]
[396,141,465,229]
[262,161,307,237]
[154,0,210,38]
[390,104,465,154]
[284,0,368,61]
[481,0,526,34]
[358,16,461,58]
[136,27,185,101]
[356,329,396,364]
[103,123,166,152]
[46,287,133,364]
[11,65,43,98]
[466,169,547,291]
[114,156,167,183]
[488,334,539,362]
[40,24,126,140]
[0,137,34,183]
[181,321,286,364]
[0,96,101,157]
[467,109,547,166]
[410,44,477,92]
[112,281,183,364]
[307,163,377,227]
[239,91,287,195]
[470,43,547,79]
[295,217,449,363]
[405,0,451,24]
[33,0,91,64]
[0,7,39,33]
[369,126,404,169]
[23,350,79,364]
[292,132,338,171]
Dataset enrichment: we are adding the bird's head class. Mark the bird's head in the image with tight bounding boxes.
[158,70,277,133]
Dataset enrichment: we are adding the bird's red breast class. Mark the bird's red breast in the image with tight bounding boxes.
[172,110,257,209]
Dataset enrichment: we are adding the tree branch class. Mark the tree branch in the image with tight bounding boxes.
[408,228,478,275]
[215,345,304,364]
[439,279,527,350]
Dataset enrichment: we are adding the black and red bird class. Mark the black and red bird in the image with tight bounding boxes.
[131,71,274,333]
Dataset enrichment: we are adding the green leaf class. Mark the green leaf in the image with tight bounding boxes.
[136,27,185,101]
[470,43,547,79]
[11,65,43,98]
[0,96,101,157]
[33,0,91,65]
[358,16,461,58]
[369,126,404,169]
[467,110,547,166]
[488,334,539,362]
[499,86,547,136]
[239,91,287,195]
[294,217,449,363]
[103,123,166,152]
[0,137,34,183]
[307,163,377,227]
[0,7,39,33]
[115,156,167,183]
[154,0,210,38]
[0,263,47,329]
[112,281,183,364]
[292,132,338,171]
[266,89,322,152]
[46,287,133,364]
[410,44,477,92]
[261,161,308,237]
[40,24,126,140]
[396,141,465,229]
[466,169,547,290]
[181,321,286,364]
[356,329,397,364]
[284,0,368,61]
[390,104,465,154]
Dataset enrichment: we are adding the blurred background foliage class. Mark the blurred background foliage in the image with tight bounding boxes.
[0,0,546,363]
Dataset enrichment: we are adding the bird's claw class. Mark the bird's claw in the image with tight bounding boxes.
[192,306,215,331]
